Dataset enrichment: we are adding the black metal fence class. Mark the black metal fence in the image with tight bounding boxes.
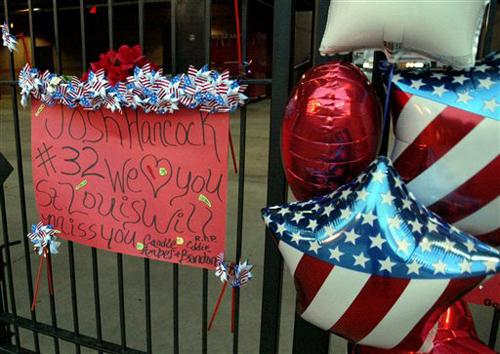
[0,0,498,353]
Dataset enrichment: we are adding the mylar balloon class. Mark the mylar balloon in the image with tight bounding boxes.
[391,52,500,246]
[464,273,499,307]
[354,300,495,354]
[282,61,381,201]
[319,0,489,69]
[262,157,499,351]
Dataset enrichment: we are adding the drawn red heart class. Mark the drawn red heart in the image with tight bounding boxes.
[140,154,172,198]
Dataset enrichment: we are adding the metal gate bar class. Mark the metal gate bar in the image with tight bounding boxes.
[202,2,211,353]
[168,1,180,353]
[259,1,294,353]
[0,157,20,348]
[75,3,106,353]
[0,312,144,354]
[232,1,249,352]
[49,1,62,350]
[2,0,40,351]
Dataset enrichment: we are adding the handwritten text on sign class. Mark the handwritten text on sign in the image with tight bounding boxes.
[32,101,228,269]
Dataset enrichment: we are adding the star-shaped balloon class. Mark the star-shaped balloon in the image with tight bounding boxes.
[319,1,489,69]
[391,52,500,246]
[354,300,496,354]
[262,156,499,351]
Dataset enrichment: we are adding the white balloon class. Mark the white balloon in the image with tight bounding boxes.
[319,0,490,69]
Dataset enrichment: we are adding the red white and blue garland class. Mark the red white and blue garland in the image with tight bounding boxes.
[19,63,248,114]
[2,22,16,52]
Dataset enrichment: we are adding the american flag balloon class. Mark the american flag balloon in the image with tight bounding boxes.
[262,157,499,351]
[354,300,495,354]
[390,52,500,246]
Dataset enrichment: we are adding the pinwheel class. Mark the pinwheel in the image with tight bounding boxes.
[27,222,61,311]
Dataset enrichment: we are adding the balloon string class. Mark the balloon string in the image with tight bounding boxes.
[31,256,44,311]
[208,281,228,331]
[380,62,395,157]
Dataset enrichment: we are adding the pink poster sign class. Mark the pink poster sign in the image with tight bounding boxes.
[31,100,228,269]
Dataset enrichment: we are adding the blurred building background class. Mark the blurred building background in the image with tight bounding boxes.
[0,0,321,100]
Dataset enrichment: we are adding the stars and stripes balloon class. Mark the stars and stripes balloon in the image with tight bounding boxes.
[282,61,381,201]
[262,156,499,351]
[354,300,495,354]
[390,52,500,246]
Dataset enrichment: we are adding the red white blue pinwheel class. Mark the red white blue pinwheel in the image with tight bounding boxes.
[262,156,499,351]
[209,253,253,331]
[2,22,16,52]
[18,63,247,114]
[27,222,61,311]
[27,222,61,256]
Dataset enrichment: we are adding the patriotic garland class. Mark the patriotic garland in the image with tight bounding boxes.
[27,222,61,311]
[2,22,16,52]
[19,63,248,114]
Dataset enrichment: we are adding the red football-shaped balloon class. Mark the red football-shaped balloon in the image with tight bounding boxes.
[282,61,382,201]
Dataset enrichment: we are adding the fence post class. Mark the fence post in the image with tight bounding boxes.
[259,0,295,353]
[311,0,330,66]
[172,0,211,73]
[488,308,499,348]
[0,153,14,346]
[290,7,332,354]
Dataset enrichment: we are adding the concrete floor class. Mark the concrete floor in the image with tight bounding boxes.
[0,95,497,354]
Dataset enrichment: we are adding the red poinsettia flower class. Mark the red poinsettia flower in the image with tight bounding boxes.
[80,71,89,82]
[106,65,129,86]
[80,45,159,85]
[90,49,117,73]
[116,45,145,71]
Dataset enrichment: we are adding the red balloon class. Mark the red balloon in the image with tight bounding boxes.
[282,61,382,201]
[354,300,495,354]
[464,273,500,307]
